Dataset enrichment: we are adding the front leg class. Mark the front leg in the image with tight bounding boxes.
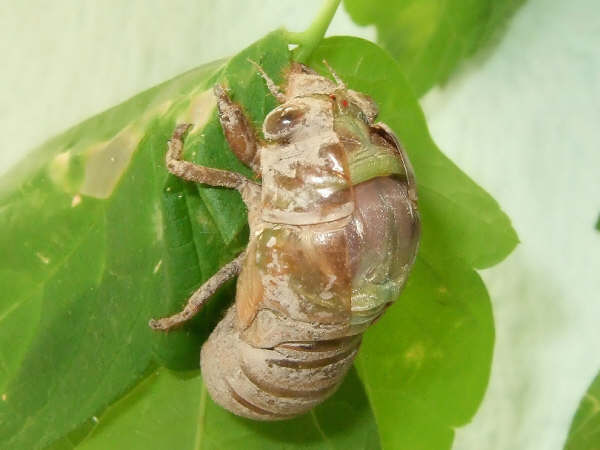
[166,123,249,189]
[149,251,246,331]
[214,85,261,172]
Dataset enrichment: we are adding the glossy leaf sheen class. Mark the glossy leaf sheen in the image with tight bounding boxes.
[0,32,516,450]
[0,32,270,450]
[564,371,600,450]
[343,0,526,96]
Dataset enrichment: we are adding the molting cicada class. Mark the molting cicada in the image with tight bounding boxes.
[149,61,421,420]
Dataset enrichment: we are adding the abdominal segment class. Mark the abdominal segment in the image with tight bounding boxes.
[200,305,360,420]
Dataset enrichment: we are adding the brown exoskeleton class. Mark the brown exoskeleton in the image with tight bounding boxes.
[149,61,420,420]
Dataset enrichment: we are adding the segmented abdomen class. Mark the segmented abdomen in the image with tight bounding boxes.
[201,305,361,420]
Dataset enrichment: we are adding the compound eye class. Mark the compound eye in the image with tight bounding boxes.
[263,104,307,140]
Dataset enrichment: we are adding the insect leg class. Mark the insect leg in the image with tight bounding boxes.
[214,85,261,172]
[149,251,247,331]
[322,60,346,89]
[247,59,286,103]
[166,123,249,189]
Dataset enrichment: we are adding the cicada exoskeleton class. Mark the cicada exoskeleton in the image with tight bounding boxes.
[150,61,420,420]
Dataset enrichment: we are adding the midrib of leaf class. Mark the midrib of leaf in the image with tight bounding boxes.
[354,358,378,422]
[0,288,37,325]
[310,410,335,450]
[350,55,366,77]
[74,370,164,449]
[193,383,207,450]
[565,373,600,449]
[572,393,600,435]
[567,392,600,443]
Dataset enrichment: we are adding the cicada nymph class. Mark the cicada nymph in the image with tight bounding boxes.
[149,61,420,420]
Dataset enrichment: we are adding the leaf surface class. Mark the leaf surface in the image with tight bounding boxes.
[68,367,379,450]
[0,31,288,450]
[343,0,526,96]
[564,371,600,450]
[307,36,516,449]
[0,30,516,450]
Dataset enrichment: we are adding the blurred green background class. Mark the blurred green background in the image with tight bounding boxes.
[1,0,599,449]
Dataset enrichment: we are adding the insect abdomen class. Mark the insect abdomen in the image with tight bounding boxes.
[200,306,361,420]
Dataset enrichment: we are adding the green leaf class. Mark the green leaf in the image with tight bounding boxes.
[308,37,518,268]
[0,31,289,450]
[67,367,379,450]
[0,29,516,450]
[307,36,516,449]
[564,371,600,450]
[343,0,526,96]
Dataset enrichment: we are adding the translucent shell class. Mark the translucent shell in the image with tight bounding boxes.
[237,90,420,340]
[261,97,354,225]
[237,176,418,338]
[239,220,352,329]
[348,176,419,324]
